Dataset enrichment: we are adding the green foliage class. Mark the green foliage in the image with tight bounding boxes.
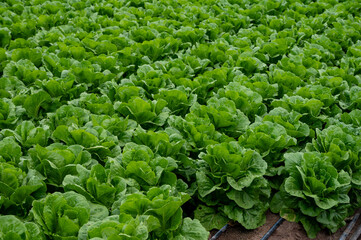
[78,214,149,240]
[0,163,46,216]
[195,142,270,229]
[270,152,351,238]
[0,215,45,240]
[1,0,361,238]
[32,191,108,239]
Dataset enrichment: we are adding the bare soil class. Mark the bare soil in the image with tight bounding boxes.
[209,211,361,240]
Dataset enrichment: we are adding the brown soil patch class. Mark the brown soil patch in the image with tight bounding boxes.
[210,211,361,240]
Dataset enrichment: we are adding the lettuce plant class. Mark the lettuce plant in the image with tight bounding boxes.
[168,114,232,152]
[51,125,122,161]
[306,125,361,188]
[78,214,148,240]
[1,0,361,238]
[112,185,208,239]
[271,152,351,238]
[1,121,50,148]
[262,107,310,139]
[0,163,46,216]
[239,121,297,176]
[195,142,270,229]
[132,127,186,158]
[31,191,108,240]
[0,98,24,129]
[63,164,127,207]
[115,97,170,129]
[215,82,267,121]
[0,215,45,240]
[0,137,22,165]
[27,144,94,186]
[190,97,250,138]
[119,143,180,190]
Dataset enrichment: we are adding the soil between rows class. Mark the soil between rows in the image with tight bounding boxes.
[209,211,361,240]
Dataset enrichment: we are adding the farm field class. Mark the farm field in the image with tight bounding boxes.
[210,211,361,239]
[1,0,361,239]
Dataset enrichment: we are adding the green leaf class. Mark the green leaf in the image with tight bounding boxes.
[23,91,51,118]
[125,161,157,186]
[222,203,267,229]
[194,205,228,230]
[31,192,96,239]
[0,28,11,48]
[0,137,22,164]
[0,215,45,239]
[173,218,209,240]
[196,171,221,198]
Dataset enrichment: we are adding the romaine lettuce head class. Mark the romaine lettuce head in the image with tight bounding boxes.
[78,214,148,240]
[0,215,45,240]
[0,163,46,216]
[196,142,270,229]
[31,191,108,240]
[271,152,352,238]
